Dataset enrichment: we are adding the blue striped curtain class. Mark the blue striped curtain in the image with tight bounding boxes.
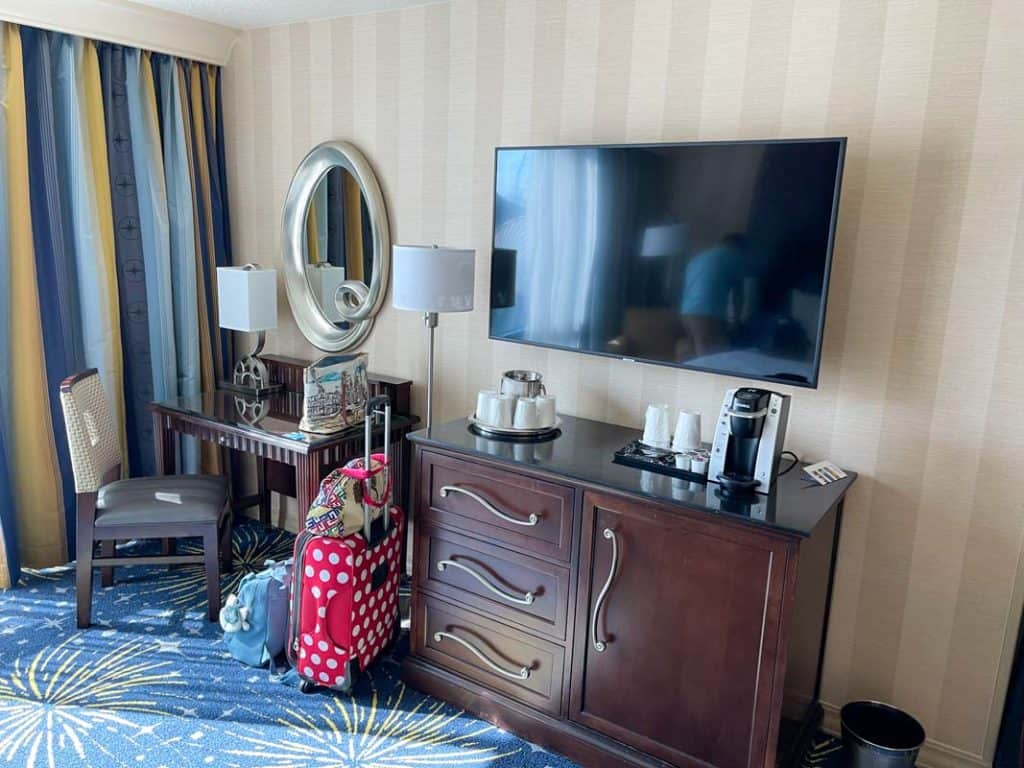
[21,27,84,554]
[99,44,156,477]
[125,49,177,410]
[0,26,232,583]
[208,68,233,378]
[156,54,200,473]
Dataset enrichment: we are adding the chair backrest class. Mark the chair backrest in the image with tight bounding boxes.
[59,369,122,494]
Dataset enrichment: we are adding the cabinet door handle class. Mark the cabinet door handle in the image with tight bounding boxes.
[433,630,531,680]
[439,484,539,527]
[437,558,535,605]
[591,527,618,653]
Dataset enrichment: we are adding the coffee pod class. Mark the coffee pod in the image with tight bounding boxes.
[674,454,692,472]
[690,456,709,476]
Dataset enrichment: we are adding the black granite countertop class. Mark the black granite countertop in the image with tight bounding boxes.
[409,414,856,538]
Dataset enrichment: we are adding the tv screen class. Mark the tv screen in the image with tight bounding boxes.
[488,139,845,387]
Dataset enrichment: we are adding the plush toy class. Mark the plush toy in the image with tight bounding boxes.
[219,594,251,634]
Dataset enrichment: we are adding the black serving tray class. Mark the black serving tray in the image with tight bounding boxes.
[613,439,711,484]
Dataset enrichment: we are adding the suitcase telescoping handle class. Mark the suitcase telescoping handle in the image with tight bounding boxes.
[363,394,391,543]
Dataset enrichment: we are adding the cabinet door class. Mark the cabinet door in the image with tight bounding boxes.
[569,491,795,768]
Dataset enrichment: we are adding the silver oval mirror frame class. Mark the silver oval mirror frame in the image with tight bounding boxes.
[282,141,390,351]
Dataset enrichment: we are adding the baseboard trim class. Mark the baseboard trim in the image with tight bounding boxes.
[821,703,988,768]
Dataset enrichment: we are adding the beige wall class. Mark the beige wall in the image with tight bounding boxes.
[223,0,1024,762]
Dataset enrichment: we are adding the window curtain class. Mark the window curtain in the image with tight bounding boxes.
[0,23,232,588]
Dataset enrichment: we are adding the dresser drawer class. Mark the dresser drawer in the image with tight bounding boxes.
[416,526,571,641]
[413,595,565,715]
[420,451,575,562]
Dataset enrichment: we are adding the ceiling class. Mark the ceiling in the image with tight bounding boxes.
[127,0,443,30]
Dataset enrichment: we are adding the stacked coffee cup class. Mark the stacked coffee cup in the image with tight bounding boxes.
[642,404,710,477]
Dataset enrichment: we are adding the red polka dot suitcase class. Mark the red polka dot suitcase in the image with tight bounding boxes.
[287,395,403,693]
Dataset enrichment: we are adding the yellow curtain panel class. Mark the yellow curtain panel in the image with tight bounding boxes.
[3,24,66,569]
[343,172,364,281]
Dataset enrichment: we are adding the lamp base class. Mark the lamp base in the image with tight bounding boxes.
[220,379,284,400]
[222,331,284,399]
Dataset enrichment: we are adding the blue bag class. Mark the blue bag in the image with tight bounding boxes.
[220,558,293,668]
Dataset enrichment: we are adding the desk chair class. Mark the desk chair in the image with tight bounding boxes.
[59,369,231,628]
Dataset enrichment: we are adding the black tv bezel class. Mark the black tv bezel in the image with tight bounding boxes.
[487,137,847,389]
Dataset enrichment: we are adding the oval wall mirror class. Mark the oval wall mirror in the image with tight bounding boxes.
[282,141,390,351]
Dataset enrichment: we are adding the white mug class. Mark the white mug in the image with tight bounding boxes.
[513,397,540,429]
[493,395,516,428]
[642,404,672,448]
[672,410,702,452]
[535,395,557,427]
[476,390,497,423]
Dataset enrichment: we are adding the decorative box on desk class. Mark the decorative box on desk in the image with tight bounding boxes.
[402,414,855,768]
[259,354,415,513]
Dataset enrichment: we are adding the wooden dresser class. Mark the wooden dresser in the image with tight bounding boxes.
[402,415,855,768]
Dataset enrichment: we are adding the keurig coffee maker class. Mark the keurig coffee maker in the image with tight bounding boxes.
[708,388,791,494]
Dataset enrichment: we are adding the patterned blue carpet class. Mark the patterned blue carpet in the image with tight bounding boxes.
[0,520,843,768]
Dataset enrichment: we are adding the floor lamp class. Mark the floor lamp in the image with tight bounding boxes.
[392,245,475,430]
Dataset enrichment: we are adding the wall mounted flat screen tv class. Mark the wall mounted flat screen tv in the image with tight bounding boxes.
[488,138,846,387]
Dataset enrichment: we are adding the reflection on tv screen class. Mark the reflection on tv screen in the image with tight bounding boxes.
[488,140,844,387]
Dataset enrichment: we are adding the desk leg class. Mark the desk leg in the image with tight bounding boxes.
[295,455,319,531]
[257,457,271,525]
[152,412,175,476]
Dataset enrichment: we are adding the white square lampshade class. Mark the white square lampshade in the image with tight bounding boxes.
[217,266,278,332]
[392,245,475,313]
[307,264,347,322]
[640,223,687,257]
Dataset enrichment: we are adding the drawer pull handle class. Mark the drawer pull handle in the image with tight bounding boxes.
[439,485,539,527]
[433,630,531,680]
[591,527,618,653]
[437,559,535,605]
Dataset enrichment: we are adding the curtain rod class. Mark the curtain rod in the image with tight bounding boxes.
[0,0,238,65]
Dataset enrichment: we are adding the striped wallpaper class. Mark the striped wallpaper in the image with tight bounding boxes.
[222,0,1024,762]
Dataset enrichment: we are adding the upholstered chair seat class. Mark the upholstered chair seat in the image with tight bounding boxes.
[96,475,229,527]
[59,369,232,628]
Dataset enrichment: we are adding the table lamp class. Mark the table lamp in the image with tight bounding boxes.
[392,245,475,429]
[217,264,283,397]
[641,222,686,257]
[307,263,347,323]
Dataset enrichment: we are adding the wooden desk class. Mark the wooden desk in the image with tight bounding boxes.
[149,384,418,530]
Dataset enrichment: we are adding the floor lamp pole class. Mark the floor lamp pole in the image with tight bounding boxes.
[424,311,438,430]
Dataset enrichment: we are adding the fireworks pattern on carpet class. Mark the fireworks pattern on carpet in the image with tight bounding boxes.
[0,520,579,768]
[0,519,844,768]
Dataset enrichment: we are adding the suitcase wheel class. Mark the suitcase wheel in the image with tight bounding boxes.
[299,680,317,695]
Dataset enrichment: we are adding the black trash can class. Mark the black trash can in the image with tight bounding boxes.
[841,701,926,768]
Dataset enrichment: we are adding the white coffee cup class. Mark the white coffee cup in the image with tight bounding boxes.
[535,395,557,427]
[514,397,540,429]
[494,394,516,428]
[642,404,672,448]
[672,410,702,452]
[476,390,497,423]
